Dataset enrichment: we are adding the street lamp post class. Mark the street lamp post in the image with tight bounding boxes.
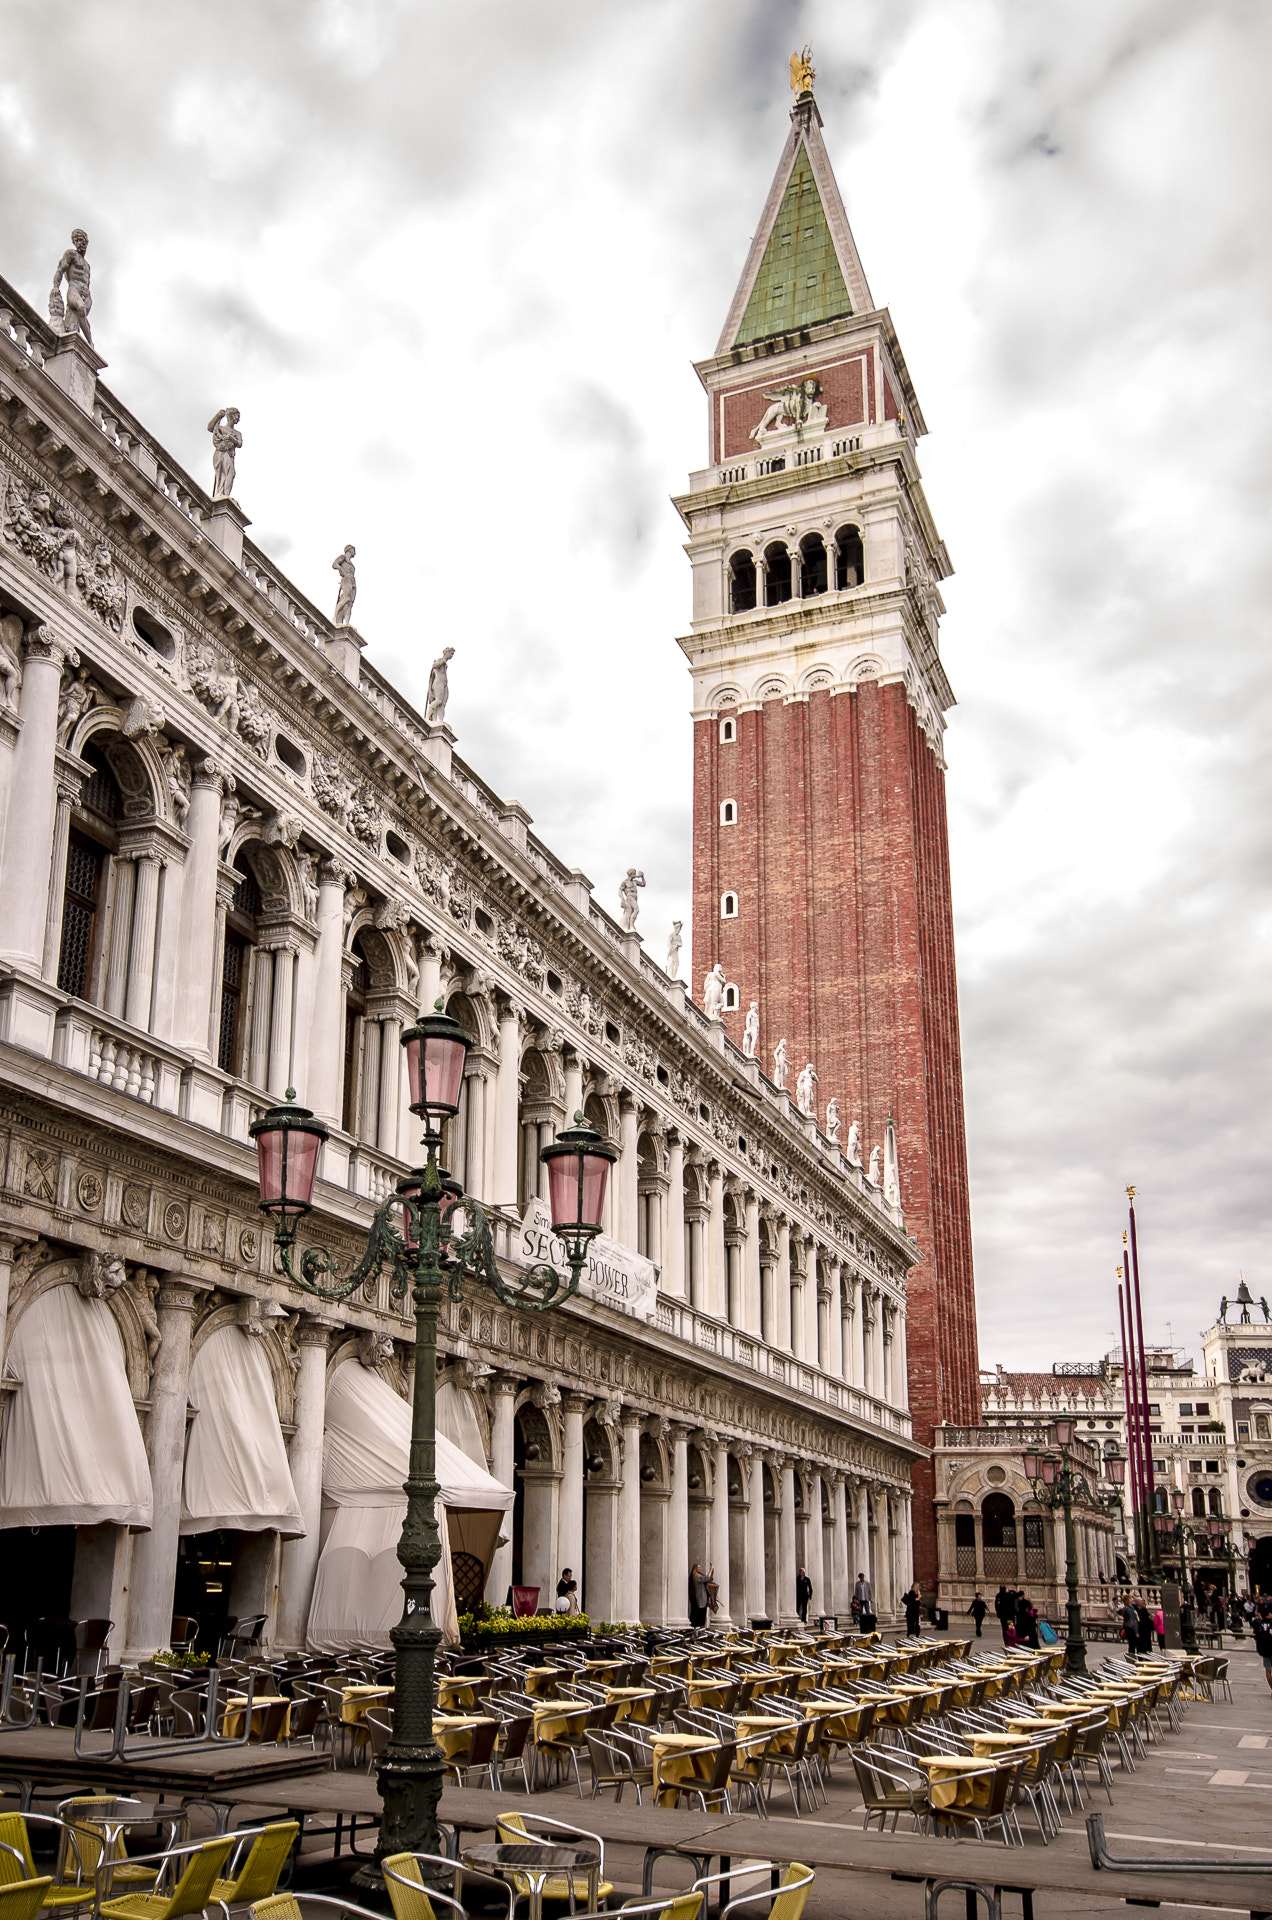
[248,1001,616,1872]
[1022,1421,1125,1675]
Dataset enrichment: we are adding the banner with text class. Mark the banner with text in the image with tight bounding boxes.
[516,1197,659,1323]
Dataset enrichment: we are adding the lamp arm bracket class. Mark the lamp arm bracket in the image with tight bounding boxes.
[274,1192,406,1302]
[450,1200,583,1314]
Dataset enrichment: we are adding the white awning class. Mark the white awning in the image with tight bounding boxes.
[181,1323,303,1537]
[307,1359,513,1652]
[0,1283,152,1529]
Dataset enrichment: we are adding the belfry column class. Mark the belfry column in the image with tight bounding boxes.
[487,1376,518,1605]
[616,1408,643,1624]
[666,1424,691,1627]
[275,1317,334,1647]
[1,626,69,976]
[127,1281,200,1656]
[708,1437,731,1623]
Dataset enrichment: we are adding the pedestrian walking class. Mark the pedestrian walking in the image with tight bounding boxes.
[968,1591,988,1637]
[854,1571,875,1632]
[1152,1603,1165,1651]
[903,1585,922,1637]
[555,1567,578,1614]
[689,1560,711,1629]
[1135,1596,1153,1658]
[1253,1603,1272,1697]
[795,1566,813,1625]
[1120,1592,1139,1660]
[994,1585,1011,1641]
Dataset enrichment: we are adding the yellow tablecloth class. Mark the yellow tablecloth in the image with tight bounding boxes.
[532,1697,589,1743]
[1007,1717,1067,1736]
[523,1666,568,1697]
[432,1712,497,1758]
[437,1677,492,1711]
[920,1755,1000,1812]
[969,1732,1033,1758]
[651,1731,719,1808]
[341,1685,392,1725]
[688,1678,735,1708]
[221,1693,291,1739]
[604,1686,656,1723]
[584,1660,628,1676]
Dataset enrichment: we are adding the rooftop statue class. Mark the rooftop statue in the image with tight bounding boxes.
[666,919,683,979]
[742,1001,760,1059]
[790,45,815,97]
[619,867,645,933]
[702,962,726,1021]
[332,544,356,626]
[426,646,455,725]
[773,1037,789,1090]
[826,1098,841,1144]
[796,1060,818,1117]
[49,230,92,342]
[208,407,242,500]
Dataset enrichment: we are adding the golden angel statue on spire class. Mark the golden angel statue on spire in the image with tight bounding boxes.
[790,45,815,97]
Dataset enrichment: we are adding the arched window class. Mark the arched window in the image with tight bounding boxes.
[218,855,261,1078]
[981,1491,1018,1577]
[1208,1488,1223,1516]
[720,892,738,919]
[763,542,792,606]
[722,983,739,1010]
[835,523,865,589]
[728,550,757,613]
[518,1048,558,1211]
[1256,1414,1270,1440]
[57,742,123,1003]
[799,533,828,596]
[1191,1487,1206,1517]
[719,716,736,744]
[720,799,736,825]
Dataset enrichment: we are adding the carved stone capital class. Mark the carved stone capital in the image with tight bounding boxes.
[296,1315,338,1349]
[561,1389,592,1416]
[619,1403,645,1429]
[22,623,69,666]
[192,757,225,794]
[154,1282,200,1316]
[319,857,352,888]
[489,1372,520,1399]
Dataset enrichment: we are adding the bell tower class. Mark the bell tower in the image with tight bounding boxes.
[674,72,980,1587]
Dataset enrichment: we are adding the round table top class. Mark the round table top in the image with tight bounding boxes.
[464,1843,600,1872]
[69,1803,166,1826]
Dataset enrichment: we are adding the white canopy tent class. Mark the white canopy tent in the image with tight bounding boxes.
[0,1283,152,1529]
[181,1324,304,1536]
[307,1359,513,1652]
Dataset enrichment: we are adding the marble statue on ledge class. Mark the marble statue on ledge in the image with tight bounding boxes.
[867,1145,882,1187]
[49,230,93,342]
[742,1001,760,1059]
[773,1038,789,1090]
[826,1098,841,1144]
[702,962,726,1021]
[208,408,242,500]
[426,646,455,725]
[332,545,357,626]
[883,1119,901,1207]
[796,1060,818,1117]
[665,919,683,978]
[847,1119,862,1168]
[619,867,645,933]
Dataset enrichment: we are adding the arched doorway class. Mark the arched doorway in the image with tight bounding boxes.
[981,1493,1018,1580]
[1251,1535,1272,1596]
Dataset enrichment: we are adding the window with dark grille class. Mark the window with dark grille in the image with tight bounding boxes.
[79,747,123,823]
[450,1550,485,1612]
[981,1491,1018,1577]
[218,934,248,1075]
[1023,1514,1046,1578]
[57,833,104,997]
[954,1512,976,1577]
[232,863,261,918]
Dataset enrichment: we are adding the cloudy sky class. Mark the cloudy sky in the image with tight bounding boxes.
[4,0,1269,1371]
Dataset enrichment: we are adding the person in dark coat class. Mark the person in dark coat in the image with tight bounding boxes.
[1134,1597,1154,1657]
[795,1567,813,1624]
[688,1561,711,1629]
[903,1586,922,1636]
[994,1585,1010,1640]
[968,1592,988,1637]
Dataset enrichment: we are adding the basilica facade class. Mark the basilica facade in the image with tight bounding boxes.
[0,205,919,1658]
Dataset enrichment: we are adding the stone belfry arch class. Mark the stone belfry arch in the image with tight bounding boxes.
[674,67,979,1587]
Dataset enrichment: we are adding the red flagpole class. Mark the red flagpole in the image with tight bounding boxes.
[1118,1275,1146,1569]
[1126,1189,1157,1571]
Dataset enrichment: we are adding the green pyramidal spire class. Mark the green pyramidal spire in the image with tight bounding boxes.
[734,150,853,345]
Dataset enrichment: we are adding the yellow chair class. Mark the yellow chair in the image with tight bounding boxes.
[495,1813,614,1907]
[0,1815,98,1913]
[208,1826,298,1916]
[380,1858,442,1920]
[569,1898,703,1920]
[254,1890,467,1920]
[691,1863,814,1920]
[98,1837,236,1920]
[0,1880,53,1920]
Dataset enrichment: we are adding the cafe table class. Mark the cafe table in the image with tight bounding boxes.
[687,1677,735,1709]
[603,1685,657,1724]
[221,1692,292,1739]
[968,1732,1034,1759]
[437,1675,492,1712]
[650,1731,720,1808]
[432,1711,498,1760]
[463,1842,601,1920]
[918,1754,1002,1812]
[523,1666,568,1697]
[531,1697,590,1743]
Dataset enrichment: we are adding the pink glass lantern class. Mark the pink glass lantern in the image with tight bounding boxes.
[402,1002,473,1122]
[1053,1417,1074,1448]
[249,1090,328,1229]
[1022,1450,1041,1482]
[1040,1455,1059,1486]
[540,1113,618,1256]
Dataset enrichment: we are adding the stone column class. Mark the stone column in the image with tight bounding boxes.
[127,1281,200,1656]
[0,1232,34,1388]
[248,947,274,1090]
[463,1066,490,1201]
[40,767,82,983]
[802,1242,819,1363]
[492,1000,524,1206]
[807,1471,825,1616]
[150,848,185,1044]
[842,1275,859,1386]
[0,626,69,973]
[663,1132,685,1297]
[563,1047,584,1122]
[829,1472,850,1615]
[275,1317,334,1648]
[895,1307,910,1410]
[123,854,162,1031]
[743,1190,761,1335]
[827,1261,844,1378]
[760,1255,775,1346]
[709,1438,731,1624]
[778,1459,798,1626]
[705,1162,726,1319]
[173,760,226,1056]
[873,1292,887,1399]
[775,1221,792,1353]
[817,1279,832,1374]
[487,1376,518,1605]
[102,858,136,1019]
[745,1450,767,1623]
[308,862,350,1124]
[617,1094,639,1249]
[616,1408,643,1625]
[559,1392,588,1608]
[376,1011,403,1152]
[267,944,296,1097]
[666,1423,691,1627]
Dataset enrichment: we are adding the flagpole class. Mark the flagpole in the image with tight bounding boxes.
[1126,1188,1158,1579]
[1118,1274,1147,1576]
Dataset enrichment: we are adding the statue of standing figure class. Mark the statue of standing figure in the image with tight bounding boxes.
[847,1119,862,1168]
[867,1145,882,1187]
[773,1038,789,1090]
[207,408,242,500]
[796,1061,818,1117]
[702,962,727,1021]
[742,1001,760,1059]
[426,646,455,725]
[332,545,357,626]
[826,1098,841,1144]
[49,230,92,341]
[666,920,683,978]
[619,867,645,933]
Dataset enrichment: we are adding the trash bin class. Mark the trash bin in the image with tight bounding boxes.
[750,1616,773,1632]
[936,1608,949,1630]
